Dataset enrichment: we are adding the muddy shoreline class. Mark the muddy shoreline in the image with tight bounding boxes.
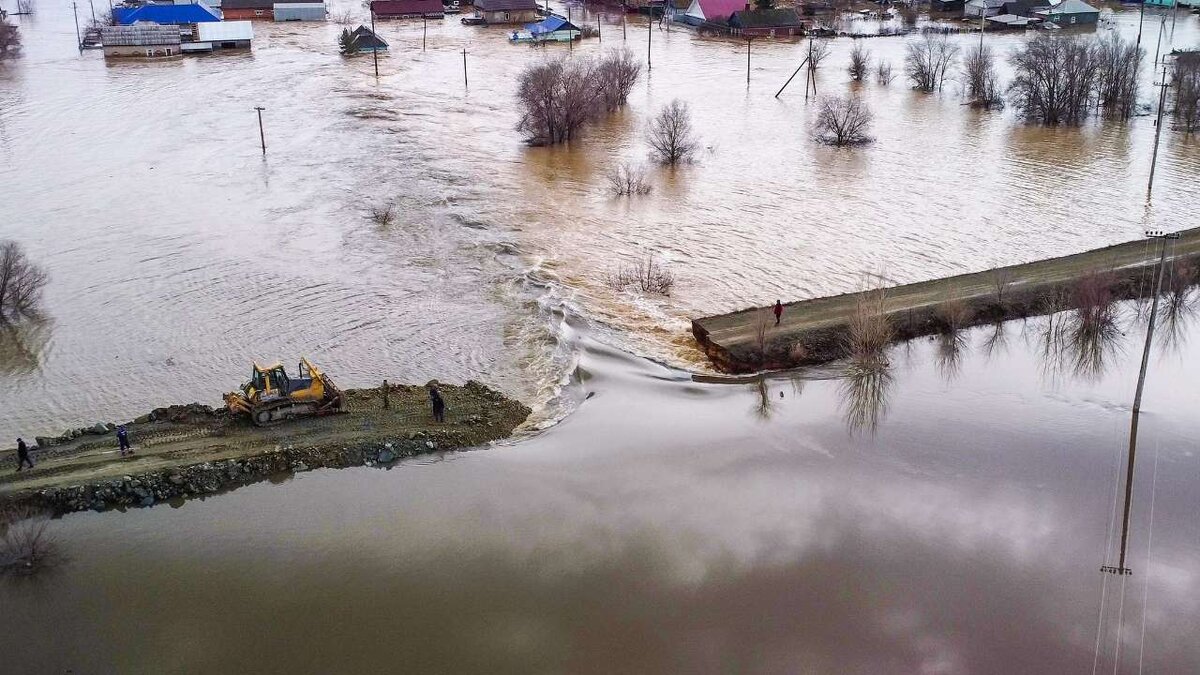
[1,381,530,516]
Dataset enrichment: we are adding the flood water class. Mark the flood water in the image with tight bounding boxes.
[5,304,1200,672]
[3,1,1200,671]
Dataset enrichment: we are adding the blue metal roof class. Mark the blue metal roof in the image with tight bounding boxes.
[114,3,222,25]
[524,15,578,35]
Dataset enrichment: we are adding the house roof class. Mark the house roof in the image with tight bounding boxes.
[475,0,539,10]
[349,25,389,48]
[731,7,803,27]
[1036,0,1098,13]
[371,0,443,14]
[965,0,1006,8]
[196,20,254,40]
[113,3,221,24]
[686,0,749,21]
[526,15,579,34]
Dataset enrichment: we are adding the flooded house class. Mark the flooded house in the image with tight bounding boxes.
[221,0,272,19]
[727,7,805,36]
[964,0,1005,16]
[112,2,222,25]
[679,0,745,26]
[342,24,389,52]
[99,23,183,58]
[370,0,446,18]
[273,2,327,20]
[472,0,540,24]
[184,20,254,50]
[1035,0,1100,25]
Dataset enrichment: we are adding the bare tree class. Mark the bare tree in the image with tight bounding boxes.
[516,52,642,146]
[990,266,1015,305]
[848,43,870,81]
[963,43,1003,109]
[595,48,642,113]
[1,507,61,577]
[1008,35,1100,126]
[0,241,48,323]
[606,255,675,295]
[647,99,699,165]
[1095,32,1142,120]
[814,95,874,146]
[368,204,394,225]
[0,19,20,60]
[606,162,652,196]
[1173,50,1200,133]
[876,59,894,85]
[905,35,960,92]
[809,39,831,70]
[15,0,35,13]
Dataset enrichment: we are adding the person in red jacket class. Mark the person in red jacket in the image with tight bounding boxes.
[773,300,783,326]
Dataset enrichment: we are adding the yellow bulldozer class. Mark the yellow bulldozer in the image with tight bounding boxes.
[224,358,346,426]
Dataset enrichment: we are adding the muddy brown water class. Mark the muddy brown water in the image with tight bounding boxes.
[4,306,1200,672]
[3,1,1200,671]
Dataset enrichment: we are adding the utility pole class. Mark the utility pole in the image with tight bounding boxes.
[647,14,652,71]
[462,48,468,89]
[597,15,601,42]
[622,12,626,40]
[1147,62,1170,202]
[423,13,427,51]
[72,1,82,52]
[568,6,572,51]
[1102,229,1179,577]
[254,106,267,155]
[1136,0,1147,50]
[746,37,751,84]
[88,0,95,22]
[370,8,379,78]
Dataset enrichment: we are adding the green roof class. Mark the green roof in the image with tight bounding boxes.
[731,8,803,28]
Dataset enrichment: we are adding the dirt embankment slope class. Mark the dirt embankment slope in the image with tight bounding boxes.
[0,381,529,515]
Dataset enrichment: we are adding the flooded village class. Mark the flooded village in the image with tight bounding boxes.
[2,0,1200,670]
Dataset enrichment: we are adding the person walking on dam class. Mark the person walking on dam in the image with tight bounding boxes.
[117,425,133,456]
[429,385,446,423]
[774,300,783,326]
[15,438,34,472]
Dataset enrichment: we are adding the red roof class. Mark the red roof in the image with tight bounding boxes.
[371,0,443,15]
[690,0,747,20]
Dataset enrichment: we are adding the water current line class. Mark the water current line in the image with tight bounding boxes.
[1093,414,1128,675]
[1137,438,1162,675]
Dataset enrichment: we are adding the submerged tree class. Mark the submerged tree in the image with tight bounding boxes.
[963,43,1003,109]
[515,51,642,146]
[0,241,47,323]
[0,19,21,61]
[1095,32,1142,120]
[905,35,959,92]
[814,95,874,146]
[647,99,699,165]
[1008,35,1100,126]
[1173,50,1200,134]
[848,43,870,82]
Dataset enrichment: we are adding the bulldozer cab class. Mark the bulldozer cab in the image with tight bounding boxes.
[245,360,318,399]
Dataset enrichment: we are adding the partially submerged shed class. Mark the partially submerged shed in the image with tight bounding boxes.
[472,0,539,24]
[371,0,445,18]
[100,23,183,57]
[728,7,804,36]
[274,2,327,20]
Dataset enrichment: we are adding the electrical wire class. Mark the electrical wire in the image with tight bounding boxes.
[1092,413,1127,675]
[1137,437,1162,675]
